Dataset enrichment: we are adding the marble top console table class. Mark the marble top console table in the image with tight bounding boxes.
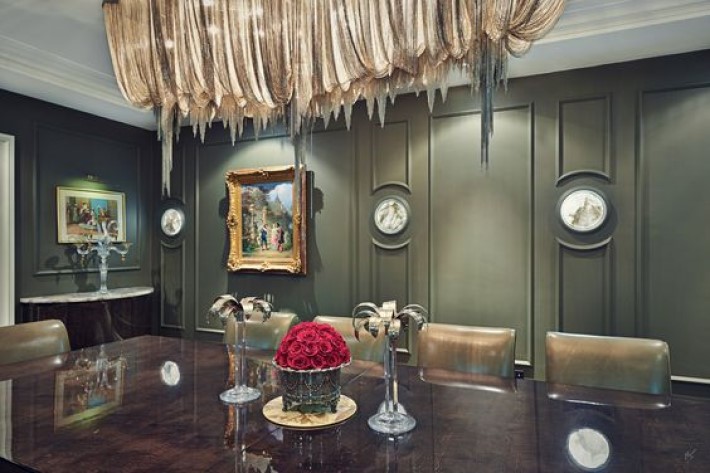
[20,286,154,350]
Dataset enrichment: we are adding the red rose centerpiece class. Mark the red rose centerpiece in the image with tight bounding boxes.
[274,322,351,413]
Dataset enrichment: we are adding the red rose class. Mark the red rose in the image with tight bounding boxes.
[318,340,333,354]
[288,354,312,370]
[296,328,318,343]
[275,351,289,367]
[324,353,340,367]
[311,354,327,369]
[288,341,303,355]
[302,342,319,357]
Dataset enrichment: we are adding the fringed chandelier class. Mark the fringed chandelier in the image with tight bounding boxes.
[103,0,565,195]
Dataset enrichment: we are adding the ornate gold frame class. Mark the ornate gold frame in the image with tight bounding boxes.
[226,165,306,274]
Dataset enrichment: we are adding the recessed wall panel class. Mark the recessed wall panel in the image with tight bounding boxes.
[558,97,610,180]
[371,244,409,306]
[372,121,409,191]
[195,129,356,330]
[430,106,531,361]
[641,85,710,380]
[161,244,184,329]
[557,244,611,335]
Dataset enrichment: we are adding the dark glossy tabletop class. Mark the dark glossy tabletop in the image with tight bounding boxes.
[0,336,709,472]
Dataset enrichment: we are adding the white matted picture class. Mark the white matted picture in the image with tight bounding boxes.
[558,188,608,233]
[56,187,126,243]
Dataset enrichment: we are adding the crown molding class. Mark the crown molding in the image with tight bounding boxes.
[545,0,710,43]
[0,34,134,110]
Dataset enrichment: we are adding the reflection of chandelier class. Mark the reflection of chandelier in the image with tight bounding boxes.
[103,0,565,194]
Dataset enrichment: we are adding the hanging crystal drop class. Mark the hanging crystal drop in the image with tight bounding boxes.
[344,102,353,130]
[440,81,449,103]
[426,86,436,113]
[366,95,375,120]
[376,92,388,127]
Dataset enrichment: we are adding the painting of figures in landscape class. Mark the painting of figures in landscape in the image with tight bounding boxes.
[56,187,126,243]
[226,165,306,274]
[241,181,294,257]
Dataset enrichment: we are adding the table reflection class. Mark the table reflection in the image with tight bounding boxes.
[53,345,126,429]
[567,427,611,471]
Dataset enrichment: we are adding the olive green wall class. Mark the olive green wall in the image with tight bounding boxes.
[162,50,710,381]
[0,89,157,321]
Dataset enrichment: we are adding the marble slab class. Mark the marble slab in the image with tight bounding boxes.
[19,286,154,304]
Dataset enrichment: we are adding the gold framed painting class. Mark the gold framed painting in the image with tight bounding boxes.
[226,165,307,274]
[56,186,126,243]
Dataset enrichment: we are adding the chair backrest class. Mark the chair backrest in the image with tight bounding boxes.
[545,332,671,396]
[0,320,71,365]
[223,312,299,350]
[313,315,387,363]
[417,323,516,378]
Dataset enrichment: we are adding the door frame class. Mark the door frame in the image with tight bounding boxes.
[0,133,15,327]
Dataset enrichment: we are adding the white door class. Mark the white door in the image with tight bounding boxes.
[0,133,15,328]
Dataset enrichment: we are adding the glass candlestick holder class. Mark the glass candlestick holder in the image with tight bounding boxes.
[209,295,272,404]
[352,301,428,435]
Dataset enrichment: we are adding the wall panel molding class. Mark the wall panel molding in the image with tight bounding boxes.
[429,104,534,366]
[556,238,614,335]
[637,82,710,382]
[369,242,410,308]
[160,243,185,329]
[31,122,142,276]
[556,95,612,185]
[371,120,411,193]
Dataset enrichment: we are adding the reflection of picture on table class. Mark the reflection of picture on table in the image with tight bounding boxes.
[54,358,126,428]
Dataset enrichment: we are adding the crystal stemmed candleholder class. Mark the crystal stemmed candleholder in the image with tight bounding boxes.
[352,301,428,435]
[208,295,272,404]
[75,222,131,294]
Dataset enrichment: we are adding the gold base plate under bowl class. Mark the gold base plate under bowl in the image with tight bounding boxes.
[262,395,357,430]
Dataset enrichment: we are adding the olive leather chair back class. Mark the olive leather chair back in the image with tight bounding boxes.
[545,332,671,396]
[223,312,299,350]
[0,320,71,365]
[417,323,516,378]
[313,315,387,363]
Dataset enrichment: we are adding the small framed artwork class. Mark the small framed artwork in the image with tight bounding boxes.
[558,188,609,233]
[56,187,126,243]
[225,165,307,274]
[54,358,126,428]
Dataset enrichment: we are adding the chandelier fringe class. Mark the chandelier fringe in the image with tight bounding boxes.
[103,0,565,195]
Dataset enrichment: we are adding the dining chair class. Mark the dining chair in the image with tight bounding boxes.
[417,323,517,378]
[545,331,671,396]
[313,315,387,363]
[223,312,299,350]
[0,320,71,365]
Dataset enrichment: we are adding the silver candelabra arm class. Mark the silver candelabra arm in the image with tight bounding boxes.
[74,237,132,294]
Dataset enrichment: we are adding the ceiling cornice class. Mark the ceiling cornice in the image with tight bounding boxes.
[545,0,710,42]
[0,34,130,109]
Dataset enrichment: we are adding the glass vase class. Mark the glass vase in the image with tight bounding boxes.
[220,316,260,404]
[367,335,416,435]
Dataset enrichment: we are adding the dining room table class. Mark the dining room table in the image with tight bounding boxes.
[0,335,709,472]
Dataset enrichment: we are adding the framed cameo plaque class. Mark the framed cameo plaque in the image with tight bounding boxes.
[558,188,608,233]
[373,196,410,235]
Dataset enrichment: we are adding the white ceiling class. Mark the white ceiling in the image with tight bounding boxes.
[1,0,709,131]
